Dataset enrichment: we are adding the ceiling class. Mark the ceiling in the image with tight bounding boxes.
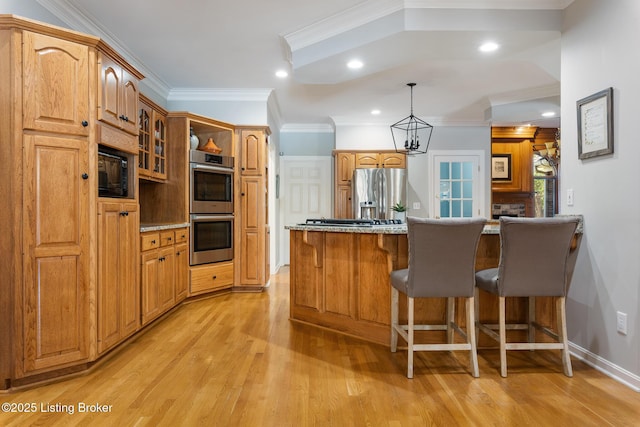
[36,0,574,130]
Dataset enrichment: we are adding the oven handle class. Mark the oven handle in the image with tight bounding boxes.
[191,214,235,221]
[191,163,233,173]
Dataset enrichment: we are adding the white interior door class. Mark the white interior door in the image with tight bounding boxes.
[429,151,485,219]
[280,156,332,264]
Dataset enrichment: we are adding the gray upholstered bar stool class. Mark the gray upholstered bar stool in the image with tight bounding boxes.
[475,217,581,377]
[390,217,486,378]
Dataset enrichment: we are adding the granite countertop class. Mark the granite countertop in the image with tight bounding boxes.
[140,222,190,233]
[285,215,583,235]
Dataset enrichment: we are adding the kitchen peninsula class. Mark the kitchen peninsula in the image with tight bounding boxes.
[287,218,582,346]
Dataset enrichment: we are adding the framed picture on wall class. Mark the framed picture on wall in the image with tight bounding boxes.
[491,154,511,181]
[577,87,613,159]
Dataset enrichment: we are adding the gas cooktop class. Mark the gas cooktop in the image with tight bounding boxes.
[304,218,403,227]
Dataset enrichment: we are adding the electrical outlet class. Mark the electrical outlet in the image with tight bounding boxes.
[617,311,628,335]
[567,189,574,206]
[412,202,420,210]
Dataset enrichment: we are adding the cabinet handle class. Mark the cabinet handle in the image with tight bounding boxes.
[81,120,88,127]
[241,192,245,196]
[151,240,156,244]
[167,237,172,241]
[212,275,217,280]
[81,173,89,180]
[124,116,129,122]
[176,251,181,256]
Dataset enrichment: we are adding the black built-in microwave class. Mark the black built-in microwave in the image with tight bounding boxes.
[98,146,129,198]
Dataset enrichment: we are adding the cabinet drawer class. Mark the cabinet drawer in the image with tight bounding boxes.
[141,233,160,251]
[98,122,138,154]
[190,261,234,295]
[174,228,188,244]
[160,230,175,246]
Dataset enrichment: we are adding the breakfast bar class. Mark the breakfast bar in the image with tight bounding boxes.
[287,218,582,346]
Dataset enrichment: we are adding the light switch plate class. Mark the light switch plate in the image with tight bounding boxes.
[567,189,574,206]
[412,202,420,210]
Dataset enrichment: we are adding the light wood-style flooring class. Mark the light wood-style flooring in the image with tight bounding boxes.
[2,267,639,426]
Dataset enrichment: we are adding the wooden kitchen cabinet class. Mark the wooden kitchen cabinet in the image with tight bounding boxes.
[139,95,168,181]
[336,152,355,185]
[140,231,177,325]
[140,227,189,324]
[190,261,234,295]
[355,151,406,168]
[0,16,149,389]
[336,185,354,219]
[97,201,140,355]
[236,127,270,289]
[97,50,141,136]
[175,242,189,303]
[22,133,92,374]
[239,129,265,176]
[22,31,91,137]
[0,24,98,381]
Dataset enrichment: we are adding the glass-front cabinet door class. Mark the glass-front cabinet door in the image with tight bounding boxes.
[138,103,151,176]
[153,116,166,179]
[138,96,168,181]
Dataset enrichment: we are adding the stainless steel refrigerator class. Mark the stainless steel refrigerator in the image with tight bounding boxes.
[352,168,407,220]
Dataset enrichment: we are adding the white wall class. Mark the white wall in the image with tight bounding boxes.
[166,99,267,126]
[562,0,640,387]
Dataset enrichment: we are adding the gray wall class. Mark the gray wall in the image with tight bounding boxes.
[279,131,335,157]
[562,0,640,386]
[1,0,67,26]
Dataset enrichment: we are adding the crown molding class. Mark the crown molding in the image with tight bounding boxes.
[280,123,335,133]
[404,0,575,10]
[167,88,273,102]
[37,0,170,97]
[488,83,560,106]
[283,0,402,52]
[283,0,574,52]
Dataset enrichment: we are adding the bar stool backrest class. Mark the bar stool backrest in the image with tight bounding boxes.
[406,217,486,298]
[497,217,580,297]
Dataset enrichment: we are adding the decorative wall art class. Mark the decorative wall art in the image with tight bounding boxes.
[577,87,613,159]
[491,154,511,181]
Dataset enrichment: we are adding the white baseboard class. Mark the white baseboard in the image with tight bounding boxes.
[570,342,640,392]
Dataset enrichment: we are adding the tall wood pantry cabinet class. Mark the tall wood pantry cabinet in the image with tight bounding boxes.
[0,18,98,385]
[235,126,271,289]
[0,16,144,390]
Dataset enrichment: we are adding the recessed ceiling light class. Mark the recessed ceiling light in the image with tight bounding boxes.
[275,70,288,78]
[371,109,381,115]
[347,59,363,69]
[541,111,556,118]
[479,42,499,53]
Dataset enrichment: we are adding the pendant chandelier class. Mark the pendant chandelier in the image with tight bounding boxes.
[532,128,561,175]
[390,83,433,155]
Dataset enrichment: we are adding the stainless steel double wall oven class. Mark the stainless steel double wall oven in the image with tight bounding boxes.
[189,150,234,265]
